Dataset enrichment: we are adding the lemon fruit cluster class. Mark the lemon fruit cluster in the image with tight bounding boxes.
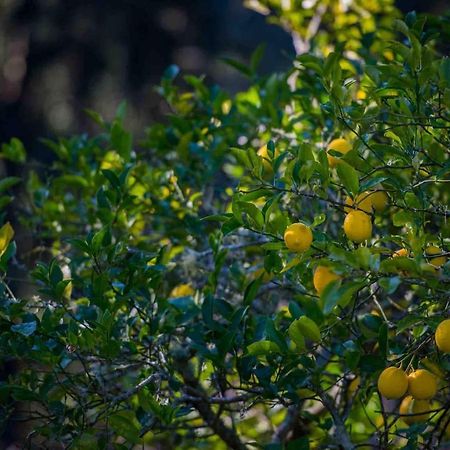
[284,223,313,253]
[378,366,437,425]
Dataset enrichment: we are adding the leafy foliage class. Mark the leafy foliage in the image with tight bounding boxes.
[1,2,450,449]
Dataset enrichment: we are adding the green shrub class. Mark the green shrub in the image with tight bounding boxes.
[1,2,450,449]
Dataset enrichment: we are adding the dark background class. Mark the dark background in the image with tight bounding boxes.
[0,0,448,155]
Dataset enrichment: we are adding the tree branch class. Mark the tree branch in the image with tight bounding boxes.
[317,390,355,450]
[174,353,247,450]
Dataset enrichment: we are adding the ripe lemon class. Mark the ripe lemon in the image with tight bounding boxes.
[425,245,446,268]
[378,367,409,399]
[284,223,313,253]
[343,210,372,243]
[344,192,373,213]
[327,138,352,167]
[407,369,437,400]
[313,265,341,295]
[435,319,450,353]
[170,284,195,298]
[370,191,388,212]
[399,395,430,425]
[393,248,409,258]
[377,367,408,399]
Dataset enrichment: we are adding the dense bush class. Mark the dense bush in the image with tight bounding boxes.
[1,1,450,449]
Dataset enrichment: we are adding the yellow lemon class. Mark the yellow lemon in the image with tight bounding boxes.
[370,191,389,212]
[170,284,195,298]
[399,395,430,425]
[377,367,408,399]
[393,248,409,258]
[284,223,313,253]
[425,245,446,268]
[327,138,352,168]
[313,265,341,295]
[343,210,372,243]
[407,369,437,400]
[344,192,373,213]
[435,319,450,353]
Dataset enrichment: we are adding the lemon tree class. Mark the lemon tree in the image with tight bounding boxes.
[1,2,450,450]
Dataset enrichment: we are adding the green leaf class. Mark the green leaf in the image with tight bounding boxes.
[247,340,280,356]
[201,213,233,222]
[0,177,21,193]
[110,121,132,158]
[379,276,401,294]
[54,175,89,189]
[322,281,363,315]
[91,226,111,253]
[1,138,26,163]
[238,201,264,230]
[261,241,285,251]
[295,316,321,342]
[220,57,252,77]
[109,411,141,444]
[101,169,122,191]
[243,277,262,305]
[11,321,37,337]
[265,319,288,352]
[392,210,414,227]
[312,213,326,227]
[84,108,105,127]
[336,161,359,196]
[288,320,306,351]
[250,43,266,74]
[49,260,63,285]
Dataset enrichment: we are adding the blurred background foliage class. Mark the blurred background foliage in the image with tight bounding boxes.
[0,0,448,153]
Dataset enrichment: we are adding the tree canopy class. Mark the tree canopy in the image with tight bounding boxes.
[1,1,450,449]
